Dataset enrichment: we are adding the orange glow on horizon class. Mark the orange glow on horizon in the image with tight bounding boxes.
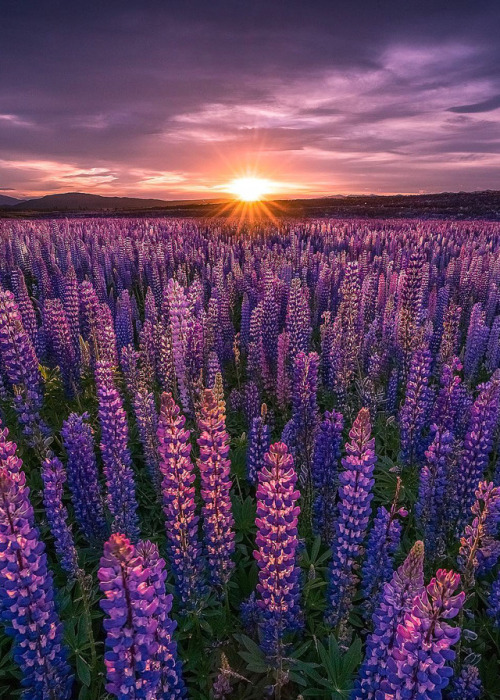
[226,176,274,202]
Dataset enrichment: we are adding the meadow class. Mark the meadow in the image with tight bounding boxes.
[0,216,499,699]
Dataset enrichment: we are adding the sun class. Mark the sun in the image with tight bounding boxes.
[227,176,273,202]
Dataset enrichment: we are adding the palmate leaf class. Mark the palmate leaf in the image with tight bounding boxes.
[301,635,362,699]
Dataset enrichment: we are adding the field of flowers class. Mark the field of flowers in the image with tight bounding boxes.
[0,217,500,699]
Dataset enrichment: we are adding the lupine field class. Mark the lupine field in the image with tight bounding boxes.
[1,217,500,700]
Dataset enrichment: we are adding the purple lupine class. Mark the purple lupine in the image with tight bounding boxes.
[447,665,482,699]
[382,569,465,698]
[43,297,79,396]
[399,347,433,466]
[464,302,489,382]
[286,277,311,357]
[416,425,454,558]
[0,466,73,699]
[438,302,462,368]
[135,540,186,698]
[96,361,140,541]
[276,330,291,410]
[98,533,183,699]
[132,385,161,490]
[168,278,191,414]
[488,572,500,627]
[197,388,235,588]
[454,378,500,531]
[0,286,47,444]
[431,357,463,434]
[62,265,81,360]
[361,481,406,621]
[326,407,376,630]
[61,411,108,545]
[458,481,500,586]
[0,418,22,473]
[41,453,82,580]
[288,352,320,520]
[353,541,425,699]
[396,251,424,367]
[311,409,344,542]
[246,405,271,485]
[254,442,302,658]
[157,392,205,608]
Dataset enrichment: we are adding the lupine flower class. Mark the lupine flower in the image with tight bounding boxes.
[399,348,433,466]
[157,392,205,607]
[382,569,465,698]
[458,481,500,586]
[488,572,500,627]
[132,385,161,490]
[0,286,47,443]
[361,480,406,620]
[168,278,192,414]
[286,277,311,357]
[61,411,108,545]
[416,425,454,558]
[311,409,344,542]
[447,665,482,699]
[135,540,186,698]
[0,466,73,699]
[98,533,184,699]
[396,251,424,366]
[0,419,22,473]
[326,407,376,630]
[96,361,140,540]
[41,453,82,580]
[353,541,425,699]
[43,297,79,395]
[254,442,302,658]
[454,379,500,531]
[246,405,271,485]
[197,388,235,588]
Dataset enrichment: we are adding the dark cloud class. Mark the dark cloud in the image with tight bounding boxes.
[448,95,500,113]
[0,0,499,196]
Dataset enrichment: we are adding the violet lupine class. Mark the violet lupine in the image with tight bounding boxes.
[353,541,425,699]
[246,405,271,485]
[288,352,320,520]
[197,388,235,588]
[488,572,500,627]
[43,297,79,396]
[396,251,424,367]
[458,481,500,586]
[381,569,465,699]
[135,540,186,698]
[41,453,82,580]
[157,392,205,608]
[168,278,191,415]
[463,302,489,382]
[399,348,433,467]
[416,426,454,558]
[132,385,161,490]
[276,330,291,410]
[454,379,500,531]
[326,407,376,630]
[311,409,344,542]
[0,466,73,699]
[361,483,406,621]
[0,286,47,444]
[98,533,184,699]
[0,418,22,473]
[96,361,140,541]
[61,411,108,545]
[447,665,482,699]
[286,277,311,357]
[254,442,302,658]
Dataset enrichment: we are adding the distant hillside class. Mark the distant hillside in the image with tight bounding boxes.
[1,189,499,219]
[6,192,173,212]
[0,194,21,206]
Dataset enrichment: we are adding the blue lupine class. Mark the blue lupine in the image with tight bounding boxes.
[382,569,465,699]
[399,348,433,466]
[488,572,500,627]
[447,665,482,700]
[254,442,302,658]
[416,425,454,558]
[361,483,406,621]
[41,454,82,580]
[311,409,344,542]
[246,406,271,485]
[454,378,500,531]
[61,411,108,545]
[326,407,376,630]
[96,361,140,541]
[0,466,73,699]
[353,541,425,699]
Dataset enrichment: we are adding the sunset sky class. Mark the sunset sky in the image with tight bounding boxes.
[1,0,499,200]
